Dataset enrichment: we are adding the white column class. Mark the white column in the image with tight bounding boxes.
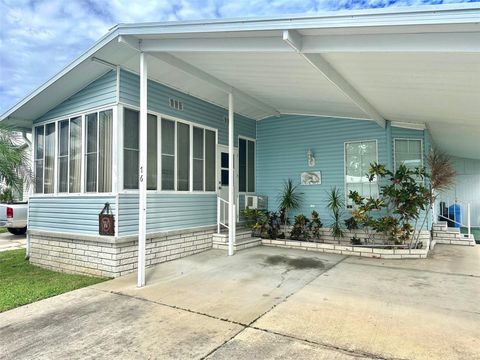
[228,93,235,256]
[137,52,148,287]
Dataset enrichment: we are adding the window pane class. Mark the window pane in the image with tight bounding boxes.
[58,120,69,156]
[161,155,174,190]
[86,154,97,192]
[247,140,255,192]
[99,110,113,192]
[177,122,190,191]
[57,120,69,193]
[124,149,139,189]
[34,127,44,193]
[35,160,43,193]
[204,130,216,191]
[395,139,422,171]
[69,117,82,193]
[193,127,203,159]
[221,152,228,168]
[161,119,175,155]
[239,138,246,192]
[193,159,204,191]
[123,109,138,190]
[147,114,158,190]
[58,157,68,193]
[44,123,55,194]
[86,115,97,192]
[193,127,204,191]
[86,113,97,153]
[124,109,139,150]
[221,169,229,186]
[345,140,377,203]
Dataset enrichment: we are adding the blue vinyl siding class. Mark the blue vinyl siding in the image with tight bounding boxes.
[28,196,116,235]
[118,193,217,236]
[256,115,388,222]
[119,69,255,145]
[35,71,117,123]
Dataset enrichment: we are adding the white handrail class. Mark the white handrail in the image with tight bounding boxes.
[435,199,471,238]
[217,197,229,233]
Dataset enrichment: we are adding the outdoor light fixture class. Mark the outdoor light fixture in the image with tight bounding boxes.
[307,149,315,167]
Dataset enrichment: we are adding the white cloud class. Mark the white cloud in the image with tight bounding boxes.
[0,0,476,113]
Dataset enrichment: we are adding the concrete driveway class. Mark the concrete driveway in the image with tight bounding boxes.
[0,231,26,252]
[0,244,479,359]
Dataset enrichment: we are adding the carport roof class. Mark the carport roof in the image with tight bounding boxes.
[1,3,479,158]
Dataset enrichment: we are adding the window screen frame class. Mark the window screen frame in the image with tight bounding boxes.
[393,138,424,172]
[238,136,256,194]
[344,139,379,206]
[120,107,218,194]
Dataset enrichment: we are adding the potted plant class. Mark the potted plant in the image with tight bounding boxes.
[278,179,303,235]
[327,187,345,243]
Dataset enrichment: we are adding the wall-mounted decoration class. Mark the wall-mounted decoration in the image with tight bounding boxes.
[306,149,316,167]
[301,171,321,185]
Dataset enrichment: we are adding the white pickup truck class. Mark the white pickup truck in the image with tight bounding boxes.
[0,203,28,235]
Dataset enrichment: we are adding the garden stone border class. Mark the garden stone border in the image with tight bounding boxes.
[261,239,429,259]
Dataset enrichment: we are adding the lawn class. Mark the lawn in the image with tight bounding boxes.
[0,227,7,234]
[0,249,107,312]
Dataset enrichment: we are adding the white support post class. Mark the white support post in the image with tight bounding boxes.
[228,93,235,256]
[137,52,148,287]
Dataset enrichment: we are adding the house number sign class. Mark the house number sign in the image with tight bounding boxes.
[99,202,115,236]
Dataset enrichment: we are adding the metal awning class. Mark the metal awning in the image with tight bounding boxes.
[1,3,479,159]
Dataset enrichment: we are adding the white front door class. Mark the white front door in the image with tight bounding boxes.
[217,144,238,224]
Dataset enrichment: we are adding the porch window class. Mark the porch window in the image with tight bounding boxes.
[239,138,255,193]
[192,127,204,191]
[204,130,216,191]
[147,114,158,190]
[345,140,378,205]
[44,123,56,194]
[177,122,190,191]
[161,119,175,190]
[394,139,423,171]
[86,109,113,192]
[34,126,44,193]
[57,116,82,193]
[33,108,112,195]
[123,108,139,189]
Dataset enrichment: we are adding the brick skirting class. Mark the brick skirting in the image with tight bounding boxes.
[28,227,215,278]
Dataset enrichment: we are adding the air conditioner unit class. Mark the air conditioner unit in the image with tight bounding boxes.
[245,195,268,210]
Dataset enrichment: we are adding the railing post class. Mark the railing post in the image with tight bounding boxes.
[233,204,236,245]
[467,203,471,237]
[217,197,220,234]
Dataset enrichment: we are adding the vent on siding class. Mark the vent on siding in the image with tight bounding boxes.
[169,98,183,110]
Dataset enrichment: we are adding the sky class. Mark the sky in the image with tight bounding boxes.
[0,0,478,114]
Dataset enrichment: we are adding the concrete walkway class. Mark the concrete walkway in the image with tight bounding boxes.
[0,244,479,359]
[0,232,26,252]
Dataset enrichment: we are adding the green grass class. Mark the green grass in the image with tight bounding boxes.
[0,227,7,234]
[0,249,107,312]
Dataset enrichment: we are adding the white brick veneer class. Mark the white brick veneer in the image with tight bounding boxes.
[262,228,431,259]
[29,227,215,278]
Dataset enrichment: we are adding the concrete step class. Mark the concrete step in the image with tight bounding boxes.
[212,236,262,251]
[213,228,252,243]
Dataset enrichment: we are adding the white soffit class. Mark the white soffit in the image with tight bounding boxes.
[171,52,370,120]
[322,52,480,125]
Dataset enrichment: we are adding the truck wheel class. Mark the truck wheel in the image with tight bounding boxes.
[7,227,27,236]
